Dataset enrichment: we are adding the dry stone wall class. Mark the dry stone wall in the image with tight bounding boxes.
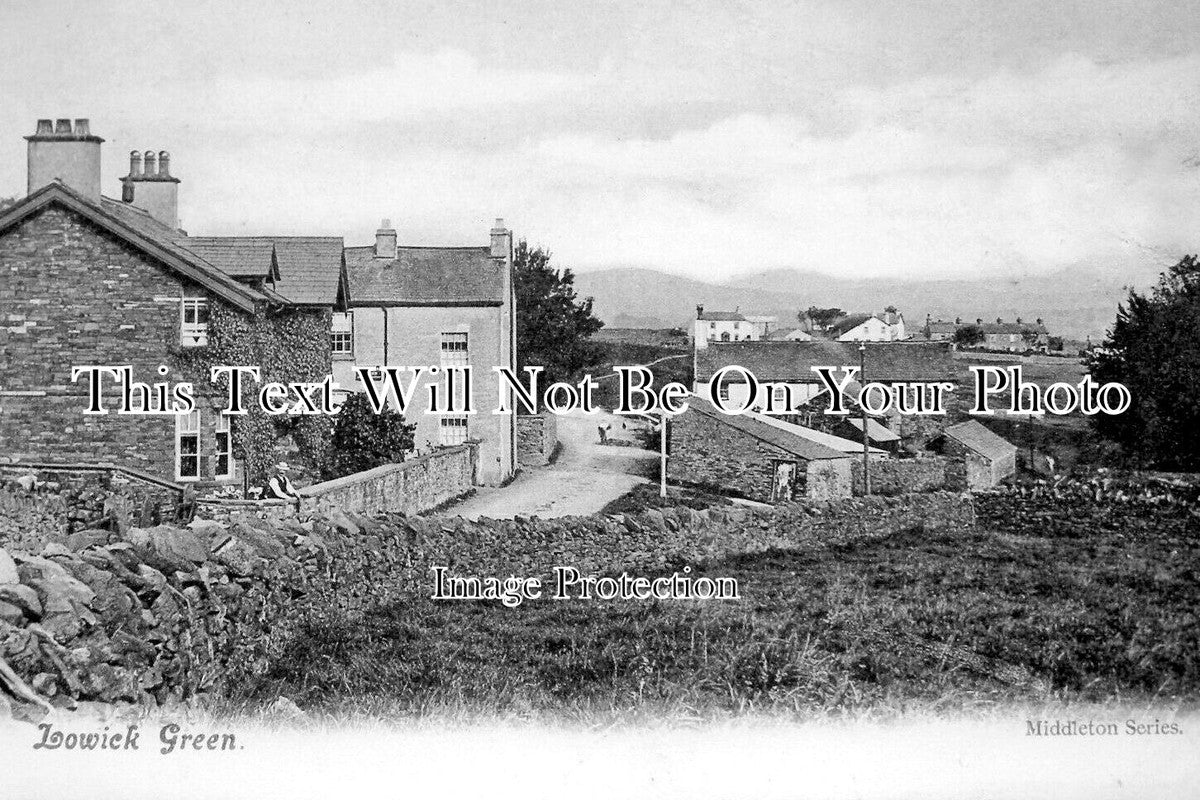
[0,492,975,713]
[517,414,557,467]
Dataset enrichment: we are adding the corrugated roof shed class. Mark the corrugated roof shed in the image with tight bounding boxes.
[696,340,957,383]
[945,420,1017,462]
[344,245,505,305]
[687,395,849,461]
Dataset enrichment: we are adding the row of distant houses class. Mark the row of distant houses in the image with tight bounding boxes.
[692,306,908,349]
[693,306,1053,353]
[0,119,518,488]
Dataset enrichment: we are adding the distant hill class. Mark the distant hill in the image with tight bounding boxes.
[575,263,1161,340]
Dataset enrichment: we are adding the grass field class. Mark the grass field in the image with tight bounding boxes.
[239,505,1200,724]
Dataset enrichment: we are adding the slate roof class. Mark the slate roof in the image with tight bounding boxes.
[844,417,902,443]
[697,310,747,322]
[686,395,849,461]
[344,245,505,305]
[0,182,265,311]
[945,420,1017,462]
[827,313,876,336]
[176,237,278,281]
[207,237,345,305]
[696,340,957,383]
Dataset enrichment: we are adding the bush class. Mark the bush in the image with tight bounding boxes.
[322,393,416,479]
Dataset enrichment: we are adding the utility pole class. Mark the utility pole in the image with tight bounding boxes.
[659,413,668,499]
[859,343,870,496]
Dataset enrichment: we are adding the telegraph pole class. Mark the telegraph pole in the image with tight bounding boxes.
[859,343,871,496]
[659,413,668,498]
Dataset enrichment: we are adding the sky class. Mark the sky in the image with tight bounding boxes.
[1,0,1198,282]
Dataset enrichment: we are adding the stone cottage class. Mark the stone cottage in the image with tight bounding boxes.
[0,119,346,486]
[938,420,1017,489]
[668,395,852,502]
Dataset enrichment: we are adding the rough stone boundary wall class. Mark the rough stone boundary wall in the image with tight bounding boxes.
[0,464,184,550]
[974,481,1199,537]
[0,492,974,711]
[517,414,557,467]
[851,456,967,496]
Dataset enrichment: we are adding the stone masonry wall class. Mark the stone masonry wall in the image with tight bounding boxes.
[669,407,792,501]
[851,456,967,496]
[0,206,245,479]
[517,414,557,467]
[0,465,185,551]
[0,492,975,712]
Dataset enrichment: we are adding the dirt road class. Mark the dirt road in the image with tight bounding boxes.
[447,409,658,519]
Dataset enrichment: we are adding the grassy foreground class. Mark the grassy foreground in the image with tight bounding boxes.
[235,514,1200,723]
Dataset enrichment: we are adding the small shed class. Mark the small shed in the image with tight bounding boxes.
[669,396,853,502]
[941,420,1017,489]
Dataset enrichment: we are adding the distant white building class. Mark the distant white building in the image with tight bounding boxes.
[692,305,765,349]
[828,310,907,342]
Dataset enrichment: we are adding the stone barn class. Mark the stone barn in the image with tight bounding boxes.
[668,396,852,502]
[940,420,1017,489]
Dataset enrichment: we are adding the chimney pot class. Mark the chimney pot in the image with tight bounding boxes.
[158,151,171,177]
[73,119,90,137]
[143,151,157,176]
[1016,317,1022,324]
[54,119,72,135]
[129,150,142,177]
[976,318,983,325]
[35,119,53,135]
[697,304,705,318]
[955,316,962,324]
[996,317,1002,324]
[1036,317,1043,326]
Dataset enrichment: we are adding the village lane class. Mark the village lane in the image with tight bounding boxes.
[446,408,657,519]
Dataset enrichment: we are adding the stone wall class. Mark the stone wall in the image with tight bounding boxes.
[974,477,1199,537]
[517,414,557,467]
[298,444,476,517]
[0,492,975,711]
[851,456,967,496]
[0,464,185,550]
[193,445,478,522]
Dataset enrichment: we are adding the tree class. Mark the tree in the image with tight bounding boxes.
[323,393,416,479]
[1087,254,1200,469]
[513,239,605,384]
[801,306,844,332]
[953,324,985,347]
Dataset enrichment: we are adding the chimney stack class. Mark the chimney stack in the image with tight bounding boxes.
[976,318,983,325]
[1016,317,1023,324]
[375,218,397,259]
[25,117,104,198]
[996,317,1002,324]
[697,304,705,318]
[955,316,962,324]
[121,147,181,228]
[1036,318,1043,326]
[490,218,511,260]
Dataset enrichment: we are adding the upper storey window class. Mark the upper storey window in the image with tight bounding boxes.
[181,298,209,347]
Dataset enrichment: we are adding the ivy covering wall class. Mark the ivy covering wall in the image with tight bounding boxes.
[175,299,333,486]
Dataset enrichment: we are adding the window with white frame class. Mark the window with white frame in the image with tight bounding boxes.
[176,410,200,480]
[439,415,469,446]
[440,332,469,367]
[331,312,353,356]
[181,298,209,347]
[215,413,234,479]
